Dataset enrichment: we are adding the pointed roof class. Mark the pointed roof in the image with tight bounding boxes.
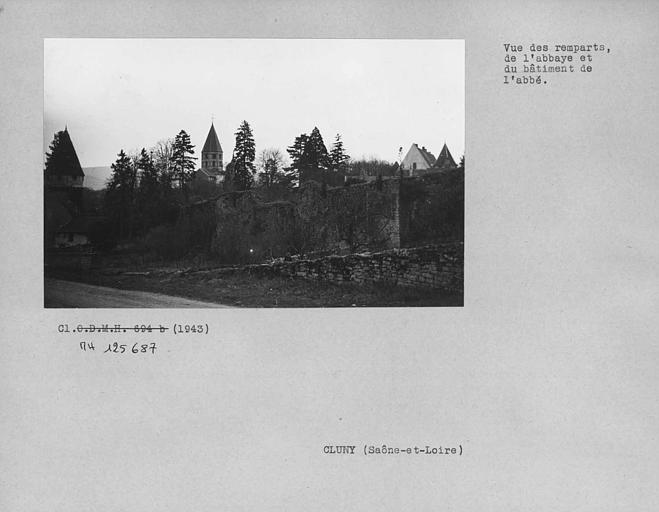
[202,123,223,153]
[433,143,457,169]
[45,128,84,177]
[403,143,436,167]
[418,145,436,167]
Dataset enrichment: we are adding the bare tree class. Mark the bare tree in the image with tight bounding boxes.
[150,138,174,174]
[149,138,176,190]
[257,148,286,187]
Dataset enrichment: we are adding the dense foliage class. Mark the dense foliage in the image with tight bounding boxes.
[329,134,350,172]
[227,121,256,191]
[46,122,464,264]
[170,130,197,194]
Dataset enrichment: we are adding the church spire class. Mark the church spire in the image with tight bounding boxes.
[202,122,222,153]
[433,142,457,170]
[201,121,224,178]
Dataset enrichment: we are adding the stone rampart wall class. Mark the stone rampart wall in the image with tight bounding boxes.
[247,243,463,292]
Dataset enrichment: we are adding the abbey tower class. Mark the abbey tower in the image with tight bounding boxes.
[199,122,224,182]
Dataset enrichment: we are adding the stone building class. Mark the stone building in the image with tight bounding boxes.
[400,142,457,176]
[433,143,457,170]
[401,143,436,175]
[44,126,85,190]
[197,122,224,182]
[54,216,94,248]
[44,127,87,248]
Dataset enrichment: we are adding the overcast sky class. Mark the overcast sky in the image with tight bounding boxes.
[44,39,464,168]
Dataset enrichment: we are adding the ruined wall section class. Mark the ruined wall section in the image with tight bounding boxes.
[191,169,463,264]
[294,180,401,254]
[399,169,464,247]
[210,191,295,262]
[208,180,401,262]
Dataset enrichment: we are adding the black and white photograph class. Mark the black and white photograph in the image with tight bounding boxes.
[44,38,464,308]
[4,1,659,511]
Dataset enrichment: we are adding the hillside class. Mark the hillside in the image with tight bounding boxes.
[82,166,111,190]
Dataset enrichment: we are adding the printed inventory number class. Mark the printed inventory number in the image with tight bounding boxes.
[79,342,157,354]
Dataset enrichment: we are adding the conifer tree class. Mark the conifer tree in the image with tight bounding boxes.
[284,128,329,184]
[137,149,158,190]
[231,121,256,191]
[105,149,137,239]
[287,134,308,163]
[170,129,197,194]
[135,148,160,232]
[304,126,330,172]
[284,133,309,186]
[223,160,236,191]
[329,133,350,172]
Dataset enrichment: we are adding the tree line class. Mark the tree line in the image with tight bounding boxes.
[46,120,406,252]
[228,125,353,188]
[100,123,361,236]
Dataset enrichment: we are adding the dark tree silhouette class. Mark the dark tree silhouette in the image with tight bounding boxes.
[303,126,330,173]
[230,121,256,191]
[170,130,197,195]
[285,133,309,186]
[104,150,137,239]
[286,127,331,184]
[329,133,350,172]
[135,148,160,233]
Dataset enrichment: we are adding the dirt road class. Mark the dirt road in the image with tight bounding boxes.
[44,278,233,308]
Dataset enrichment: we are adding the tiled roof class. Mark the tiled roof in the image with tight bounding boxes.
[433,143,457,169]
[202,123,223,153]
[46,128,85,177]
[418,146,436,167]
